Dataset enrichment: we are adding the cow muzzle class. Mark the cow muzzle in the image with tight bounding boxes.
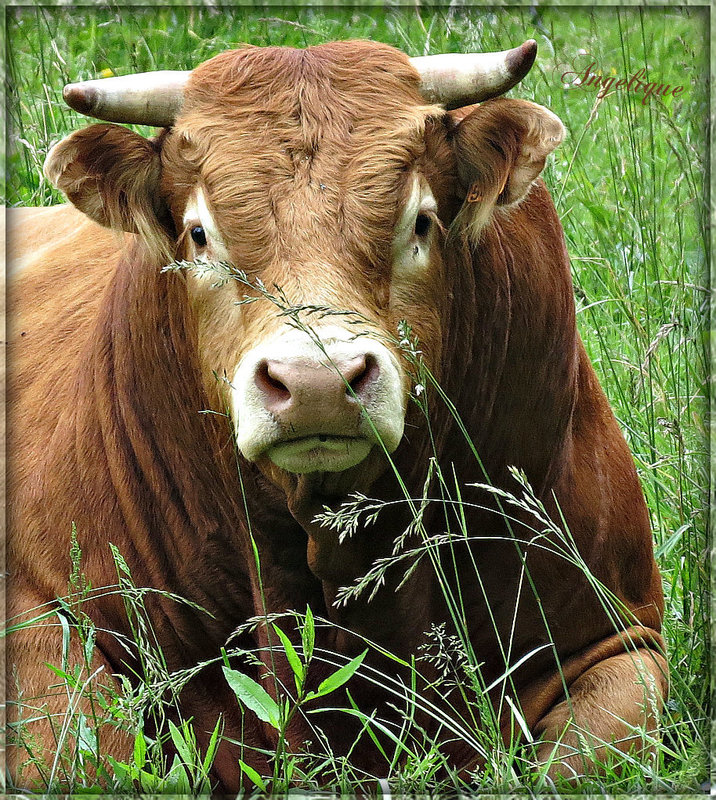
[231,326,406,474]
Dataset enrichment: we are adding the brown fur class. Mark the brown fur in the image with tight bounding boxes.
[8,41,666,791]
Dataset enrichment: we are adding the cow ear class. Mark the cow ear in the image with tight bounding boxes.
[450,98,564,239]
[44,123,168,238]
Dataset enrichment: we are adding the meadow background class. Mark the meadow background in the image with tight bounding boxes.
[6,4,709,793]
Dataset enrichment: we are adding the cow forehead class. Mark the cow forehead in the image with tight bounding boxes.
[174,42,441,158]
[163,58,447,272]
[182,41,429,118]
[160,43,450,274]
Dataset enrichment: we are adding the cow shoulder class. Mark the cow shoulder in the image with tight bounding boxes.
[7,204,109,273]
[9,206,124,410]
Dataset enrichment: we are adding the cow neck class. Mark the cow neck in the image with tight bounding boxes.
[249,454,439,661]
[69,240,255,643]
[448,183,579,497]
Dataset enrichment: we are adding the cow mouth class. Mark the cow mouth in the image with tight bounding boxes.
[266,435,372,474]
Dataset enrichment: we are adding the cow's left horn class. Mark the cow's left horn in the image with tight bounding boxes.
[62,70,190,127]
[411,40,537,109]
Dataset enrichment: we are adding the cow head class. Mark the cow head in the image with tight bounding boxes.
[45,40,564,508]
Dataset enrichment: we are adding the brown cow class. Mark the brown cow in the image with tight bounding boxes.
[7,40,667,791]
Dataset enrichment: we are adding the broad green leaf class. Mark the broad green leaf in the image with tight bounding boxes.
[167,753,191,794]
[239,759,268,792]
[43,661,80,687]
[202,717,222,774]
[222,666,281,729]
[133,731,147,769]
[107,755,137,786]
[75,713,99,757]
[273,624,304,691]
[305,650,367,701]
[137,767,161,792]
[168,719,194,767]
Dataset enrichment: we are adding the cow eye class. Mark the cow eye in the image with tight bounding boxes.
[191,226,207,247]
[414,212,432,238]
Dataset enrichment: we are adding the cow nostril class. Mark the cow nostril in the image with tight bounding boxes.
[255,360,291,404]
[347,353,380,399]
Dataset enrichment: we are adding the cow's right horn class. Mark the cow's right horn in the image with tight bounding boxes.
[411,40,537,109]
[62,70,190,127]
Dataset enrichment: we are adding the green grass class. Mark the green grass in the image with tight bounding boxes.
[6,4,709,794]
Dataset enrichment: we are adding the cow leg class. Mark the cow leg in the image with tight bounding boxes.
[531,648,668,780]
